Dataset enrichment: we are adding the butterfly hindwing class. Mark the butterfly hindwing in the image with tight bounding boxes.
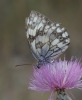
[25,11,70,62]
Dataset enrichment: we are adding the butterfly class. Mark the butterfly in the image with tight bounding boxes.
[25,10,70,67]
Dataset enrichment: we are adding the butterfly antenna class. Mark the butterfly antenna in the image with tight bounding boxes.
[15,63,32,67]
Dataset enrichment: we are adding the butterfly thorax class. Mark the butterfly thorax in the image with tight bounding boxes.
[36,60,49,68]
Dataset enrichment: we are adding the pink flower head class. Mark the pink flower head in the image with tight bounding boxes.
[29,57,82,100]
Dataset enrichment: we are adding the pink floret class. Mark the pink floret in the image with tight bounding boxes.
[29,58,82,92]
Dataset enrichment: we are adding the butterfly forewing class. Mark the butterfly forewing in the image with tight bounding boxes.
[26,10,70,63]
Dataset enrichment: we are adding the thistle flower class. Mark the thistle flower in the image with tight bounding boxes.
[29,58,82,100]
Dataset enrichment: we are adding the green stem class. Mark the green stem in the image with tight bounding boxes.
[56,89,72,100]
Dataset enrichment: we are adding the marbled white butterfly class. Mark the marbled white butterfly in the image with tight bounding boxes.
[25,11,70,67]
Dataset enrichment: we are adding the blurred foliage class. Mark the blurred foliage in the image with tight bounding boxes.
[0,0,82,100]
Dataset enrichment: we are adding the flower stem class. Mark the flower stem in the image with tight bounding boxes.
[56,89,72,100]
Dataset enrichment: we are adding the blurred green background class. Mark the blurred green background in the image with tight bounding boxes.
[0,0,82,100]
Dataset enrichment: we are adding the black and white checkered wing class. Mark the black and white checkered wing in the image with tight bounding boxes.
[25,11,70,62]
